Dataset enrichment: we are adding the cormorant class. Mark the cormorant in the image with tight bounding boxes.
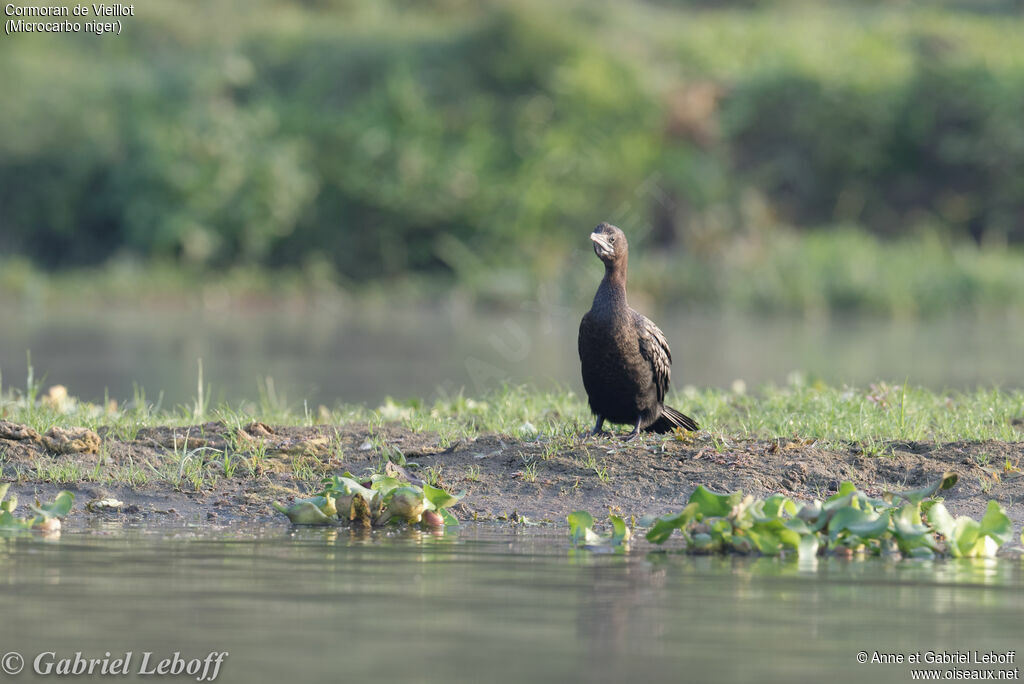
[578,222,699,440]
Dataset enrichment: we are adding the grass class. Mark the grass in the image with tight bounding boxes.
[2,375,1021,450]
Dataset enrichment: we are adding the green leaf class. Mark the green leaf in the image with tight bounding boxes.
[0,483,9,502]
[927,502,955,540]
[795,500,823,523]
[690,532,715,551]
[1,495,16,513]
[422,483,464,511]
[568,511,628,547]
[273,500,332,525]
[689,486,742,518]
[646,503,698,544]
[369,475,404,496]
[978,500,1012,546]
[829,506,889,541]
[893,504,929,537]
[30,491,74,519]
[895,471,959,504]
[746,523,781,556]
[0,509,33,531]
[322,476,375,503]
[798,534,819,560]
[608,515,630,545]
[951,517,981,558]
[762,494,797,519]
[568,511,595,544]
[826,481,857,503]
[440,508,459,527]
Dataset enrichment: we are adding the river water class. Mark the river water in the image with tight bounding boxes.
[1,306,1020,408]
[0,524,1020,683]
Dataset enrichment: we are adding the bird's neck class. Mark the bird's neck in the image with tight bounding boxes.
[594,260,628,311]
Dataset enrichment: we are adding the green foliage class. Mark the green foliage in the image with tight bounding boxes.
[273,471,466,528]
[630,473,1012,559]
[0,484,75,534]
[4,0,1024,309]
[568,511,630,548]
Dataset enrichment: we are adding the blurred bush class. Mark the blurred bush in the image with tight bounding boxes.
[1,0,1023,289]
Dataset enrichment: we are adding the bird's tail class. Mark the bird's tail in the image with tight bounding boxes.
[647,405,700,433]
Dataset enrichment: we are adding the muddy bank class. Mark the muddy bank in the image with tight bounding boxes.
[1,420,1023,526]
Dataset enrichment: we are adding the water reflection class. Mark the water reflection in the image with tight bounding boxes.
[2,525,1022,683]
[1,305,1021,407]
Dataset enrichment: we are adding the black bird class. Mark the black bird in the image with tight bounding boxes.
[578,222,699,440]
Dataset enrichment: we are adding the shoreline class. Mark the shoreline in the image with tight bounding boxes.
[3,419,1022,528]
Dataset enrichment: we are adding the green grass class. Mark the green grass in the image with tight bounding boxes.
[1,372,1021,449]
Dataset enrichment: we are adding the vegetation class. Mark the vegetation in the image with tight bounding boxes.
[2,369,1021,449]
[570,473,1018,559]
[4,1,1024,316]
[275,473,463,528]
[0,484,74,534]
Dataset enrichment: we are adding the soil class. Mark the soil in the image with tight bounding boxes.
[2,420,1023,527]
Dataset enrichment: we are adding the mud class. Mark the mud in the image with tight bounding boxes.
[2,421,1023,526]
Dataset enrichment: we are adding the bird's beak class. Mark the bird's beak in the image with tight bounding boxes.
[590,232,614,259]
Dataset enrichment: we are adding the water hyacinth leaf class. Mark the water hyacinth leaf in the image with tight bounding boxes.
[844,511,891,539]
[978,501,1012,546]
[323,476,375,503]
[30,491,74,519]
[826,481,857,503]
[821,492,856,514]
[896,472,959,504]
[423,483,464,511]
[950,518,981,558]
[383,487,425,524]
[762,494,797,519]
[893,504,929,538]
[796,500,822,523]
[748,518,802,555]
[439,509,459,527]
[369,475,405,497]
[689,486,742,518]
[690,533,715,551]
[0,509,33,531]
[568,511,595,544]
[0,483,9,502]
[273,500,332,525]
[926,502,955,540]
[798,534,819,561]
[784,517,812,536]
[646,503,698,544]
[1,495,16,513]
[828,506,882,541]
[709,517,734,544]
[745,525,781,556]
[608,515,630,545]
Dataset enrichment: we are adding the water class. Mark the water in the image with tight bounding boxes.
[0,525,1021,683]
[1,305,1021,408]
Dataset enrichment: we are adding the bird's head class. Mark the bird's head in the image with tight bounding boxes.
[590,222,628,266]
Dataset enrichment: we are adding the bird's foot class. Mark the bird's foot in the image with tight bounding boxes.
[585,429,613,439]
[619,417,643,442]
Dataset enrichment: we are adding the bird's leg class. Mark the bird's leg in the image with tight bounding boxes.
[589,415,611,438]
[621,416,642,442]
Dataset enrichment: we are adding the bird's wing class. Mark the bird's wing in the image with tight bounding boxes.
[634,312,672,402]
[578,312,591,361]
